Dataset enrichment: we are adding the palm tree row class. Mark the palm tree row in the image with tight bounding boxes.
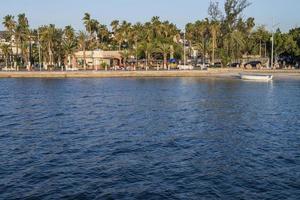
[1,0,300,70]
[1,13,182,70]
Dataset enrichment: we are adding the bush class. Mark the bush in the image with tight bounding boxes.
[100,62,108,70]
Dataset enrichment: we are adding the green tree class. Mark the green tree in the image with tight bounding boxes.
[83,13,93,39]
[2,15,16,68]
[186,20,210,63]
[0,43,11,68]
[288,28,300,56]
[77,31,88,70]
[63,25,77,68]
[252,26,270,56]
[208,21,220,64]
[16,13,30,69]
[222,0,251,61]
[274,29,297,57]
[39,24,60,68]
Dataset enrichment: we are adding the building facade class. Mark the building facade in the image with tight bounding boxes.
[73,50,123,70]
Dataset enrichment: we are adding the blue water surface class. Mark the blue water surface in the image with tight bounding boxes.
[0,78,299,199]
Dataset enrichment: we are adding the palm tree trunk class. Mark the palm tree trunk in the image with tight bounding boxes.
[170,45,174,59]
[83,48,86,70]
[9,32,13,68]
[68,55,71,68]
[27,43,31,71]
[20,41,24,68]
[163,53,167,70]
[58,55,63,71]
[202,38,205,67]
[145,51,148,69]
[16,41,19,71]
[212,33,216,64]
[147,53,151,71]
[48,42,51,70]
[5,56,8,68]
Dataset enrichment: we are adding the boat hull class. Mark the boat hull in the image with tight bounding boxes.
[240,74,273,81]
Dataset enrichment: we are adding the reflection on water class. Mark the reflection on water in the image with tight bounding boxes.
[0,78,299,199]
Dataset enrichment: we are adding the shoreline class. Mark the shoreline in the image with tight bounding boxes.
[0,69,300,79]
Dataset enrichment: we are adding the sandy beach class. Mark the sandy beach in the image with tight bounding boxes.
[0,69,300,79]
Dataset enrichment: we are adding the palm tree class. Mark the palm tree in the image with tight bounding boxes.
[140,41,154,69]
[83,13,93,39]
[39,24,57,69]
[116,21,130,50]
[186,20,210,64]
[77,31,88,70]
[120,50,130,69]
[120,21,132,48]
[111,20,119,33]
[2,15,16,68]
[82,13,100,48]
[223,30,245,63]
[111,20,132,51]
[209,21,220,64]
[130,22,143,69]
[90,19,99,47]
[96,24,109,46]
[63,25,77,69]
[16,13,30,70]
[156,41,171,70]
[0,44,11,68]
[110,20,121,50]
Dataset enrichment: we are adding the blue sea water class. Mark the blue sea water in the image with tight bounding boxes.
[0,78,299,199]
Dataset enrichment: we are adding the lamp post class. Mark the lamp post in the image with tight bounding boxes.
[271,32,274,69]
[183,30,186,66]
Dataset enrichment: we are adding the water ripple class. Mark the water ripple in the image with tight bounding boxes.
[0,78,300,199]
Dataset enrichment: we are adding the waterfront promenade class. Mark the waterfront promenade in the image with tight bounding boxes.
[0,69,300,78]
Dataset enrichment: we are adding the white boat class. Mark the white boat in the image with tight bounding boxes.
[240,73,273,81]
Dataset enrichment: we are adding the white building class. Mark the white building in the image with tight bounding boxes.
[73,50,123,69]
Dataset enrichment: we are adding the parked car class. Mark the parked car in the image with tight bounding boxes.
[293,56,300,68]
[245,61,262,68]
[210,62,222,68]
[227,62,240,68]
[196,62,209,68]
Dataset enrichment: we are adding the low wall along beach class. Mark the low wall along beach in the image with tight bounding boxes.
[0,69,300,79]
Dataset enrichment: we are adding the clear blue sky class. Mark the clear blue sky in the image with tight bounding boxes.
[1,0,299,32]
